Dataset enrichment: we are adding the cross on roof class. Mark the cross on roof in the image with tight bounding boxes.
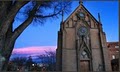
[79,0,83,4]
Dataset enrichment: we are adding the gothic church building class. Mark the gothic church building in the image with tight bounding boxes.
[56,2,111,72]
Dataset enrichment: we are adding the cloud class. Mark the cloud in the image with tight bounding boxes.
[10,46,57,59]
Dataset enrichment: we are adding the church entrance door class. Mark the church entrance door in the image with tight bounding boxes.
[80,60,90,72]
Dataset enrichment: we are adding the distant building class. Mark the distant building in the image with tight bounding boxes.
[107,42,119,60]
[107,42,119,71]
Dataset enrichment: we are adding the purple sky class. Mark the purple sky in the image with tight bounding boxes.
[10,46,56,60]
[11,1,118,59]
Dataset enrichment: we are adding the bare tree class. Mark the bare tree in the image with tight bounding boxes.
[8,56,27,71]
[0,1,71,71]
[37,50,56,71]
[26,56,34,71]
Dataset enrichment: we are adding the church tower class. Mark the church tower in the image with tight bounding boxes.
[56,2,111,71]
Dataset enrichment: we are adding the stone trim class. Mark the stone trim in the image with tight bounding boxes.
[62,48,76,50]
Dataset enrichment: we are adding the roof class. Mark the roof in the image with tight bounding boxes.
[81,4,99,24]
[63,4,99,24]
[107,42,119,45]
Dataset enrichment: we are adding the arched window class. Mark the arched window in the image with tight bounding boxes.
[80,50,89,59]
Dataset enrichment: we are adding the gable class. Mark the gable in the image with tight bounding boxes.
[63,4,99,28]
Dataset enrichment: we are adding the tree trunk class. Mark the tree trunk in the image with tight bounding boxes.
[1,40,15,71]
[0,1,29,71]
[0,36,5,52]
[0,4,37,70]
[0,20,13,71]
[0,36,6,70]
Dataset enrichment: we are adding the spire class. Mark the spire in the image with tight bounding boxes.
[98,13,103,30]
[60,9,64,30]
[61,9,64,22]
[60,0,64,30]
[79,0,83,5]
[98,13,101,24]
[61,0,64,23]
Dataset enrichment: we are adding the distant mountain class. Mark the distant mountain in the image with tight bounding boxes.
[10,46,56,60]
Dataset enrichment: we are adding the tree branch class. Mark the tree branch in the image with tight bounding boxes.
[12,3,40,40]
[0,1,29,36]
[35,10,62,18]
[34,2,71,19]
[0,1,12,29]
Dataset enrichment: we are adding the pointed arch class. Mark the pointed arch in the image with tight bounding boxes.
[79,39,92,59]
[80,50,89,59]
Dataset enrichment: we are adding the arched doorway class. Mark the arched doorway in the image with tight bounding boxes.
[80,50,90,72]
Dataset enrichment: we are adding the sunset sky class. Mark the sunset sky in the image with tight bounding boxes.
[10,1,118,59]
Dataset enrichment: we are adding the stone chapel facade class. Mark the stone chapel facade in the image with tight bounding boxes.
[56,3,111,72]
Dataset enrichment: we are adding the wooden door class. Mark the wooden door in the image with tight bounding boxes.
[80,60,89,72]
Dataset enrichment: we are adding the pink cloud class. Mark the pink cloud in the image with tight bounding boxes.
[12,46,57,56]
